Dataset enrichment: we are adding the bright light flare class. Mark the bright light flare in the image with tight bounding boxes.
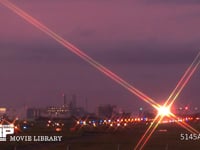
[157,106,171,117]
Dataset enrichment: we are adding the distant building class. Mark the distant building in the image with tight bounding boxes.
[97,104,116,118]
[27,108,41,120]
[26,93,88,119]
[69,94,77,114]
[26,106,70,120]
[47,105,70,118]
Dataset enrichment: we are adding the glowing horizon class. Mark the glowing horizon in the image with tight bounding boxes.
[1,1,199,150]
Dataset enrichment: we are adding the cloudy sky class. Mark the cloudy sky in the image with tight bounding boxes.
[0,0,200,113]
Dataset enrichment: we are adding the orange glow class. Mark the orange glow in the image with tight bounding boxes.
[157,106,171,117]
[0,108,6,113]
[55,127,62,132]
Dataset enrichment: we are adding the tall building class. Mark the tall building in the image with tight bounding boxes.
[27,108,41,120]
[63,93,67,107]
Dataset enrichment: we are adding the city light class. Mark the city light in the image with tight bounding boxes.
[55,127,62,132]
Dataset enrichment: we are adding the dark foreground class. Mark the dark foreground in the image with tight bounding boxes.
[1,122,200,150]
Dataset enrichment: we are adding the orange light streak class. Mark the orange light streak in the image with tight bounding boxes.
[0,0,160,109]
[166,52,200,107]
[134,114,162,150]
[169,113,199,134]
[0,118,22,133]
[1,1,199,149]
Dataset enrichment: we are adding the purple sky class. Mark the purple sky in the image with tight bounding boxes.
[0,0,200,113]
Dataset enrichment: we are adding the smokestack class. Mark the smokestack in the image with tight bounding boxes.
[63,93,66,107]
[85,97,88,112]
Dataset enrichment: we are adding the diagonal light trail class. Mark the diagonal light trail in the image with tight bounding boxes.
[169,113,198,133]
[1,0,199,148]
[1,0,198,135]
[0,0,160,110]
[134,114,163,150]
[134,52,200,150]
[135,113,198,150]
[166,52,200,107]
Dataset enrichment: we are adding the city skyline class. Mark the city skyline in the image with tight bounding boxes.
[0,0,200,112]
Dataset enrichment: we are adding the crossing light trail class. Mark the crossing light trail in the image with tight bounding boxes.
[1,0,199,147]
[169,113,199,133]
[0,0,160,109]
[134,112,198,150]
[134,52,200,150]
[134,114,163,150]
[166,52,200,107]
[1,0,199,136]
